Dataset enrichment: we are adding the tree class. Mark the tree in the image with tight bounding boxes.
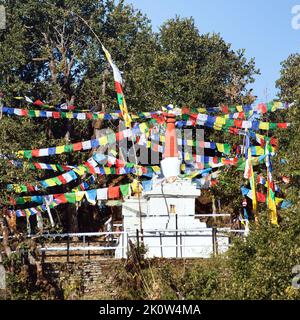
[0,1,263,299]
[150,17,258,108]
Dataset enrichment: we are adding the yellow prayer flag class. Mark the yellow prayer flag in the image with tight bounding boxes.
[269,200,278,225]
[215,116,226,125]
[99,136,108,145]
[216,143,225,153]
[131,179,143,194]
[139,122,148,133]
[275,198,284,205]
[248,149,258,220]
[75,191,85,202]
[56,146,65,154]
[50,164,58,171]
[255,147,265,156]
[44,178,57,187]
[104,167,111,174]
[259,122,270,130]
[13,184,22,193]
[16,151,25,158]
[73,166,86,176]
[213,124,222,131]
[272,101,282,111]
[152,166,161,173]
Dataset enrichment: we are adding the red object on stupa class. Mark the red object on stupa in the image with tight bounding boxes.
[33,99,44,106]
[163,113,178,159]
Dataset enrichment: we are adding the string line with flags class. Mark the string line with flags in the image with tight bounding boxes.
[1,105,291,131]
[9,97,289,115]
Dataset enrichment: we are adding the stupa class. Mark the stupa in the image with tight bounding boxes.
[115,110,229,258]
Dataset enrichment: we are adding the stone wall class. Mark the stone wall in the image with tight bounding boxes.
[43,259,123,300]
[42,258,198,300]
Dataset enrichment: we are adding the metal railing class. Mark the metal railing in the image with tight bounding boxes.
[0,211,245,260]
[33,227,245,261]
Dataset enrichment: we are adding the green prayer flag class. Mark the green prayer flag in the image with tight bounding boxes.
[237,159,246,171]
[120,184,130,197]
[224,144,231,155]
[16,198,25,205]
[64,144,74,153]
[28,110,35,117]
[52,177,62,185]
[56,165,63,172]
[24,150,32,159]
[65,193,76,204]
[117,93,123,105]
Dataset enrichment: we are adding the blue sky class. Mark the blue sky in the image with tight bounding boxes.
[125,0,300,102]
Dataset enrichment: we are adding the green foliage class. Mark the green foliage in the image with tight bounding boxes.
[0,0,259,226]
[0,116,49,204]
[212,167,244,213]
[225,211,300,300]
[0,1,258,111]
[153,17,258,107]
[116,212,300,300]
[114,52,300,301]
[1,0,287,301]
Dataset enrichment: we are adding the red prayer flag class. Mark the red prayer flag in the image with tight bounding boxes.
[221,105,229,114]
[114,81,123,94]
[57,175,67,184]
[234,120,243,128]
[32,149,40,157]
[33,99,44,106]
[53,112,60,119]
[256,192,266,203]
[277,123,288,129]
[73,142,83,151]
[108,186,120,199]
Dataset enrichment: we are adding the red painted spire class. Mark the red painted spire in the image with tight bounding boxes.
[163,113,178,159]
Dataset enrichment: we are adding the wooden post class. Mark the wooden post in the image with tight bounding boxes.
[180,233,183,258]
[136,229,140,252]
[215,229,219,256]
[67,236,70,263]
[212,195,217,224]
[41,250,45,264]
[159,232,163,258]
[175,213,178,258]
[83,236,86,259]
[212,227,217,257]
[122,231,125,259]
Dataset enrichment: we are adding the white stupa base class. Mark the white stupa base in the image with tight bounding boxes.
[161,157,181,179]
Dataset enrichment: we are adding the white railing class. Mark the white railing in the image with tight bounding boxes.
[34,227,245,261]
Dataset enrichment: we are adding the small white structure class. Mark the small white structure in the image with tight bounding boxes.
[115,176,229,258]
[115,110,229,259]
